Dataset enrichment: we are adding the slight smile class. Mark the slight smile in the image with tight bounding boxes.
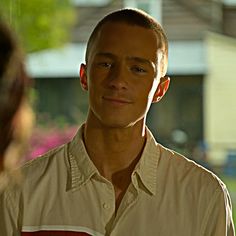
[102,96,133,105]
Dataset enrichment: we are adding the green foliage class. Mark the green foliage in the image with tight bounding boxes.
[0,0,75,52]
[221,176,236,228]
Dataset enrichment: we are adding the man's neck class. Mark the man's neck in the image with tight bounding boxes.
[83,113,147,210]
[83,119,146,182]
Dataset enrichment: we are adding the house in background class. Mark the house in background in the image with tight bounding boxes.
[26,0,236,165]
[205,32,236,165]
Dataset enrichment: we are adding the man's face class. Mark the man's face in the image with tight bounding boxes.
[83,22,163,128]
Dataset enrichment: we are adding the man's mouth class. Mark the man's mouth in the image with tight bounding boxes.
[102,96,132,105]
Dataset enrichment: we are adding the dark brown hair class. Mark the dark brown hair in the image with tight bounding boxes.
[0,20,29,159]
[85,8,168,76]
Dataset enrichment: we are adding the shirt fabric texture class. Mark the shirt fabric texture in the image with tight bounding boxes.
[0,125,235,236]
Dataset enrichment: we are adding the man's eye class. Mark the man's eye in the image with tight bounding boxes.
[131,66,147,74]
[98,62,112,68]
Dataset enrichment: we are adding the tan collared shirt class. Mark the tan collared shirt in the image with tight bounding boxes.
[0,126,234,236]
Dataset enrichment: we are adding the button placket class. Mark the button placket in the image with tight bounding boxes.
[100,181,115,218]
[109,181,139,235]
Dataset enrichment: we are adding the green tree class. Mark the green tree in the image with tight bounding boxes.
[0,0,75,52]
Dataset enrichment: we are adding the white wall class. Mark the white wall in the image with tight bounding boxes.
[204,32,236,164]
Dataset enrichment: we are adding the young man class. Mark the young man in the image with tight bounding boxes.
[0,8,234,236]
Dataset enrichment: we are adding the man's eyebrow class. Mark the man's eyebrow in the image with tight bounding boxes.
[95,52,116,59]
[94,53,155,67]
[127,56,155,67]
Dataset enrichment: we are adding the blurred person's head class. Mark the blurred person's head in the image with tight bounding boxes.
[0,18,34,188]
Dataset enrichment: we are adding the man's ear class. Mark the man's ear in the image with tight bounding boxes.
[80,63,88,91]
[152,76,170,103]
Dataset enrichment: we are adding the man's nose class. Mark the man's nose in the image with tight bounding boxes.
[107,63,128,90]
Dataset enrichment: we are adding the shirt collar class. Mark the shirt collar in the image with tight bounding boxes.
[133,127,160,196]
[67,125,160,195]
[68,124,98,192]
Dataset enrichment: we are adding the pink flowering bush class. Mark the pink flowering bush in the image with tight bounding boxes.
[27,125,77,160]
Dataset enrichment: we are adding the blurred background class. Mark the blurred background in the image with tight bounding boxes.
[1,0,236,224]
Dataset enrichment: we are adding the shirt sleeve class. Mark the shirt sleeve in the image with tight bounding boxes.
[200,184,235,236]
[0,186,22,236]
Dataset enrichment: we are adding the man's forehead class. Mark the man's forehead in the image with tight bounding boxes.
[87,21,161,65]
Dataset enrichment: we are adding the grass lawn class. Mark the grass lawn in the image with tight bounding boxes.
[220,176,236,227]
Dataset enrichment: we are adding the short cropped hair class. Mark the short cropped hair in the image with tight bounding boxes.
[85,8,168,76]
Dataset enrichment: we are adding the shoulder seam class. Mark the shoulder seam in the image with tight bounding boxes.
[22,143,68,169]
